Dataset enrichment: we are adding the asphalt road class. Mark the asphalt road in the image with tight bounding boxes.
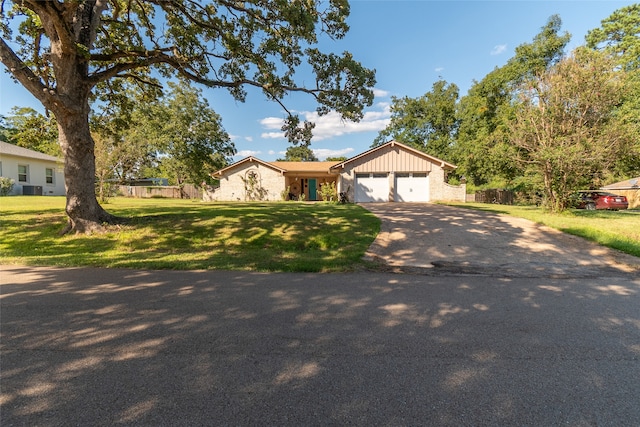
[1,204,639,426]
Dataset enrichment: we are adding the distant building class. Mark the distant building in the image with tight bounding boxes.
[601,177,640,209]
[0,141,65,196]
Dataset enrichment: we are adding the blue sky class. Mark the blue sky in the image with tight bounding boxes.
[0,1,635,161]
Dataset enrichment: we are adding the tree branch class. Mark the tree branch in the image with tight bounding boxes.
[0,37,54,109]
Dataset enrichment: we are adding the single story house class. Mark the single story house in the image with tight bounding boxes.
[0,141,65,196]
[601,177,639,209]
[206,140,466,203]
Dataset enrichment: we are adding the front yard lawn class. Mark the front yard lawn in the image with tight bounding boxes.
[0,197,381,272]
[3,197,637,272]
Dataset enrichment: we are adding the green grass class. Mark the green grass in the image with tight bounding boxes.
[0,196,381,272]
[3,197,638,272]
[445,202,640,258]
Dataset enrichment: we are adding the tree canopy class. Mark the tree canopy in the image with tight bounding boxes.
[586,3,640,71]
[144,82,235,187]
[370,10,638,211]
[509,48,634,211]
[373,80,459,161]
[454,15,571,186]
[1,107,60,156]
[277,145,319,162]
[0,0,375,233]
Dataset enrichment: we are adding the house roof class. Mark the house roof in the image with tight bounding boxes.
[330,140,457,171]
[601,177,640,190]
[212,140,457,178]
[270,161,340,173]
[212,157,341,177]
[212,156,287,177]
[0,141,61,162]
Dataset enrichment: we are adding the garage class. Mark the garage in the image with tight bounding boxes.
[395,172,429,202]
[355,173,389,202]
[330,140,465,204]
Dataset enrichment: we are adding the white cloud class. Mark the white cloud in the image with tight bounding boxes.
[229,134,254,143]
[435,67,444,73]
[260,131,285,139]
[259,103,391,141]
[491,44,507,56]
[373,88,390,98]
[259,116,283,130]
[313,147,355,161]
[235,149,261,158]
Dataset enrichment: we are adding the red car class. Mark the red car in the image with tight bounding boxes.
[576,191,629,210]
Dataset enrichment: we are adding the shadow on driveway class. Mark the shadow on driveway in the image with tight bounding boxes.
[362,203,640,277]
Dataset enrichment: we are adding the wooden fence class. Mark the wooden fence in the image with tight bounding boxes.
[474,189,514,205]
[117,184,202,199]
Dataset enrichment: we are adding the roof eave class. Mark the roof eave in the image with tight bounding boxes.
[330,140,457,171]
[211,156,288,177]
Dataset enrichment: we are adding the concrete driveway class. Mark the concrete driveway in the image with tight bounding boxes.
[363,203,640,277]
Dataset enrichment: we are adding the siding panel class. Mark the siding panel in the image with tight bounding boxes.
[346,146,433,173]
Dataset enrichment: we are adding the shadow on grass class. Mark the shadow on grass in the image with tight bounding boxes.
[560,226,640,258]
[0,202,381,272]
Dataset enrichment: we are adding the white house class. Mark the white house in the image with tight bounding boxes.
[0,141,65,196]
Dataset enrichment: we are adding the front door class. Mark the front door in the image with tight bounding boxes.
[308,179,317,201]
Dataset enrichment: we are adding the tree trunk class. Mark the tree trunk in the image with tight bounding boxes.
[57,108,117,234]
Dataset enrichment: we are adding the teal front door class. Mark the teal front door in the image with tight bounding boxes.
[308,179,317,201]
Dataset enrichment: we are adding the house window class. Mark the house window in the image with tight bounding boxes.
[18,165,28,182]
[46,168,54,185]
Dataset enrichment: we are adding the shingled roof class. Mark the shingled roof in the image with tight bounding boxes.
[601,177,640,190]
[269,161,340,173]
[0,141,61,162]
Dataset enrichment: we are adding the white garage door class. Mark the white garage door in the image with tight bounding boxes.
[355,173,389,202]
[395,173,429,202]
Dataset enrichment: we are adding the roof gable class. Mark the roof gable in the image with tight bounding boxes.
[330,140,456,171]
[601,177,640,190]
[0,141,61,162]
[212,156,287,177]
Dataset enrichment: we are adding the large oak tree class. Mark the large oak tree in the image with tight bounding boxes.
[0,0,375,233]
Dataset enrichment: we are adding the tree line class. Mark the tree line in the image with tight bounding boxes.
[375,7,640,212]
[1,82,234,197]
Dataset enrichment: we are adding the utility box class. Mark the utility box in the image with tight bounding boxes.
[22,185,43,195]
